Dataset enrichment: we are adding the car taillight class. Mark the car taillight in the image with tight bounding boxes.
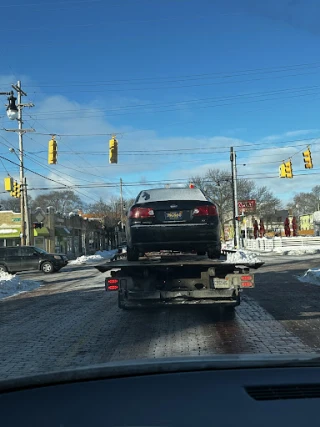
[106,278,119,291]
[193,205,218,216]
[129,207,155,218]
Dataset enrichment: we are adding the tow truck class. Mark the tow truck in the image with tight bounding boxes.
[95,251,263,310]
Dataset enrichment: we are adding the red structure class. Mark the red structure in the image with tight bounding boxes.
[259,219,265,238]
[292,217,298,237]
[253,220,259,239]
[284,217,290,237]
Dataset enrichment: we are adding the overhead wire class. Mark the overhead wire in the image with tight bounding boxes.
[21,61,320,87]
[25,84,320,117]
[23,88,320,121]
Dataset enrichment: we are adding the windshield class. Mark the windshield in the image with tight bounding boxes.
[34,247,48,255]
[1,0,320,384]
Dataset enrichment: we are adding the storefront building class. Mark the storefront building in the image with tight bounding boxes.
[0,208,108,258]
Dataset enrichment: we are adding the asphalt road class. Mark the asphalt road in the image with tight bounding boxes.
[1,254,320,380]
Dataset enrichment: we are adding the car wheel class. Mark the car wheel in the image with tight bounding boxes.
[41,261,54,274]
[207,248,221,259]
[0,264,8,273]
[197,251,206,256]
[127,246,139,261]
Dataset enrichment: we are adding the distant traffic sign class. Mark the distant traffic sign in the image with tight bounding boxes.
[238,200,256,213]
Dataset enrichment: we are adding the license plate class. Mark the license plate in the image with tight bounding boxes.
[213,278,230,289]
[165,211,183,220]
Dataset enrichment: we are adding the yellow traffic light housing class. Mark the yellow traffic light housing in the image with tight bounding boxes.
[48,138,57,164]
[279,163,286,178]
[303,148,313,169]
[284,160,293,178]
[109,136,118,164]
[4,177,13,191]
[10,181,21,198]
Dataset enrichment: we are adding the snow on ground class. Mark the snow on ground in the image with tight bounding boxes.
[273,246,320,256]
[0,272,42,300]
[68,249,118,265]
[225,249,262,264]
[298,268,320,286]
[221,240,234,250]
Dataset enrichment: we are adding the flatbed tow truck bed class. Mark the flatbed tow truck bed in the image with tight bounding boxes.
[95,253,264,310]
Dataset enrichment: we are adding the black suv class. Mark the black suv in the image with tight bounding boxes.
[0,246,68,274]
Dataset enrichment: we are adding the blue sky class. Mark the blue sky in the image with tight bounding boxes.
[1,0,320,206]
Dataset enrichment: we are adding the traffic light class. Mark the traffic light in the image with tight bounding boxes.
[33,222,43,229]
[4,177,13,192]
[10,181,21,198]
[48,138,57,164]
[279,163,286,178]
[284,161,293,178]
[109,136,118,164]
[303,148,313,169]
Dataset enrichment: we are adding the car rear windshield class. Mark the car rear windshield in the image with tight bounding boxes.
[136,188,208,203]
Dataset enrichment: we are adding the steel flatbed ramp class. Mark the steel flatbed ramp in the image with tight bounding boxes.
[94,253,264,272]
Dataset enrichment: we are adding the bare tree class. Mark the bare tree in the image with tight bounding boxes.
[30,191,85,214]
[190,168,281,237]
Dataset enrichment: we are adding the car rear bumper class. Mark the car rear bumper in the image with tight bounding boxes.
[129,223,220,251]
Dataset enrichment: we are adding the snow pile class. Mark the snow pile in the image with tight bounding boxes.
[0,272,42,300]
[273,246,320,256]
[226,249,262,264]
[221,240,234,250]
[298,268,320,286]
[68,249,118,265]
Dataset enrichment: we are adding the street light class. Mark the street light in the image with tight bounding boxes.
[6,92,18,120]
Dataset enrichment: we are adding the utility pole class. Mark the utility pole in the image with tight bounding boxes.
[120,178,124,229]
[4,81,34,246]
[230,147,240,249]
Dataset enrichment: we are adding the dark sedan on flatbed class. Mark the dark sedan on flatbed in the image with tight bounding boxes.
[125,187,221,261]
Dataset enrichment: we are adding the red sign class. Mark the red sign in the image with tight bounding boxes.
[238,200,256,212]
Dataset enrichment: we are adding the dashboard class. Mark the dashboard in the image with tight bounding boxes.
[1,357,320,426]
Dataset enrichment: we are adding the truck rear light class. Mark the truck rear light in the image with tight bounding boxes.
[193,205,218,216]
[129,207,155,218]
[106,278,119,291]
[241,275,252,281]
[241,275,254,288]
[241,281,253,288]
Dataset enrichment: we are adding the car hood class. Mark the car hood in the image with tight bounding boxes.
[0,354,319,392]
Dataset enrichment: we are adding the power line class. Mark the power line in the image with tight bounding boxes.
[20,61,320,88]
[24,88,320,121]
[26,84,320,117]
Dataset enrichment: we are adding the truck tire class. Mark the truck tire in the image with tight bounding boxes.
[127,246,139,261]
[118,292,126,309]
[118,293,135,310]
[207,248,221,259]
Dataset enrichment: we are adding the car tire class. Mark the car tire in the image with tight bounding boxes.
[127,246,139,261]
[207,248,221,259]
[0,264,8,273]
[41,261,54,274]
[197,251,206,256]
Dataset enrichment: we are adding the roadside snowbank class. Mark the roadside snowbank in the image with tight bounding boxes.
[274,246,320,256]
[298,268,320,286]
[226,249,262,264]
[0,272,42,300]
[68,249,118,265]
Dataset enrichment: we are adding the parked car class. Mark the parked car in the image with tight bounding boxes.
[0,246,68,274]
[126,187,221,261]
